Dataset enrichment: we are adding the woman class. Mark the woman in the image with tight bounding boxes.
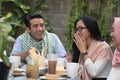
[107,18,120,80]
[72,16,113,80]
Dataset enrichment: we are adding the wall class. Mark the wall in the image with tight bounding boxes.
[2,0,120,42]
[43,0,72,41]
[43,0,120,42]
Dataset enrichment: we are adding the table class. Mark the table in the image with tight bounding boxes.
[7,65,81,80]
[8,76,80,80]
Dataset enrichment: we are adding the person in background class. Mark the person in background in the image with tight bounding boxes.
[11,12,66,63]
[71,16,113,80]
[107,18,120,80]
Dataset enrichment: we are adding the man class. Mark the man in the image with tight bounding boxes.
[11,12,66,62]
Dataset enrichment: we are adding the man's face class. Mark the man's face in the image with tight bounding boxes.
[26,18,45,41]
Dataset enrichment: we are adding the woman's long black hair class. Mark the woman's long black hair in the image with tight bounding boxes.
[72,16,104,62]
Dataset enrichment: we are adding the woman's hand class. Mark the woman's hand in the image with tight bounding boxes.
[74,32,87,54]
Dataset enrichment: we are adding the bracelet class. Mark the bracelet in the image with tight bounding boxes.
[80,52,87,57]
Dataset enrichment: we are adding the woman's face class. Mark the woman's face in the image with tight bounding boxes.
[75,20,90,40]
[110,23,117,46]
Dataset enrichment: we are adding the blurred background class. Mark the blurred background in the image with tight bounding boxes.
[0,0,120,52]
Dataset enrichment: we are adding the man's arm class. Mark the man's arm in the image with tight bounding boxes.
[52,33,67,57]
[11,36,29,60]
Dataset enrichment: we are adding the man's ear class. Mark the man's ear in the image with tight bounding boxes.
[26,27,30,33]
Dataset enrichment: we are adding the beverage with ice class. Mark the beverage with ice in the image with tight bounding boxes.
[47,54,57,74]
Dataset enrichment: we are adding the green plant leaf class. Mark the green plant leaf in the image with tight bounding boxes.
[1,55,10,67]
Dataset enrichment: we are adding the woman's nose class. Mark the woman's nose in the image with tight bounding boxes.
[110,32,113,38]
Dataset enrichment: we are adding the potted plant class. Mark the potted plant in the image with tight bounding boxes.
[0,15,15,80]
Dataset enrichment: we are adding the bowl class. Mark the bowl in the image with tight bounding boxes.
[39,67,48,75]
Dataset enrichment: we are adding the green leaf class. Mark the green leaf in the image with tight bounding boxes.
[1,55,10,67]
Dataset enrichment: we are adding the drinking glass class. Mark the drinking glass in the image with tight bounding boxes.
[47,53,58,74]
[26,57,39,79]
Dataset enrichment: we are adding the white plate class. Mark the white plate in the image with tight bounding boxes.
[12,68,26,76]
[57,73,67,76]
[39,76,67,80]
[12,72,26,76]
[39,67,48,70]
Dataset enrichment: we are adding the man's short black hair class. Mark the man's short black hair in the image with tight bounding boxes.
[24,12,44,28]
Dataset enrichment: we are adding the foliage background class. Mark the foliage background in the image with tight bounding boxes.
[0,0,119,53]
[64,0,119,51]
[0,0,53,38]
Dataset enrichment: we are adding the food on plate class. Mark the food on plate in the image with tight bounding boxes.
[29,47,45,67]
[13,68,22,74]
[45,73,60,79]
[56,66,66,74]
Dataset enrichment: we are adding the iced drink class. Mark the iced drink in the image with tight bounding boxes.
[47,54,58,74]
[48,59,57,74]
